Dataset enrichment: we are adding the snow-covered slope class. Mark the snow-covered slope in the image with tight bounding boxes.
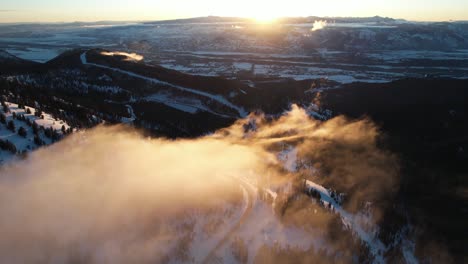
[0,102,71,164]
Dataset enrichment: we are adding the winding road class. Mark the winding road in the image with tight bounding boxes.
[80,51,247,118]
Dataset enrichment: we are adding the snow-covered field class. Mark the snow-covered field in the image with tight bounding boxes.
[5,48,60,63]
[154,49,468,83]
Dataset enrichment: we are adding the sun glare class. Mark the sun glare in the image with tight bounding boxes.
[253,14,279,23]
[226,0,282,24]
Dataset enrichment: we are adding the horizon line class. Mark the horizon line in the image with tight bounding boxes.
[1,15,467,25]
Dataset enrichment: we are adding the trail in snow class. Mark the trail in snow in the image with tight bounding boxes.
[80,51,247,118]
[226,175,329,264]
[202,180,254,264]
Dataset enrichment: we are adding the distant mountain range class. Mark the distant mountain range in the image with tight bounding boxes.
[145,15,400,25]
[4,15,468,27]
[0,15,403,27]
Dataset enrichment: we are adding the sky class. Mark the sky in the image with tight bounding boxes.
[1,0,468,23]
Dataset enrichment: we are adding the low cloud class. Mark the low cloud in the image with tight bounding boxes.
[311,20,328,31]
[100,51,144,62]
[0,105,400,263]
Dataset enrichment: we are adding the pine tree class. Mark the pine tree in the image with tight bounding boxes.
[34,135,43,146]
[44,127,52,138]
[18,127,27,138]
[0,113,6,124]
[7,120,15,132]
[52,129,60,141]
[32,122,39,135]
[0,139,17,154]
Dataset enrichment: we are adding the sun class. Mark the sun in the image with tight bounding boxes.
[253,13,279,23]
[224,0,282,24]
